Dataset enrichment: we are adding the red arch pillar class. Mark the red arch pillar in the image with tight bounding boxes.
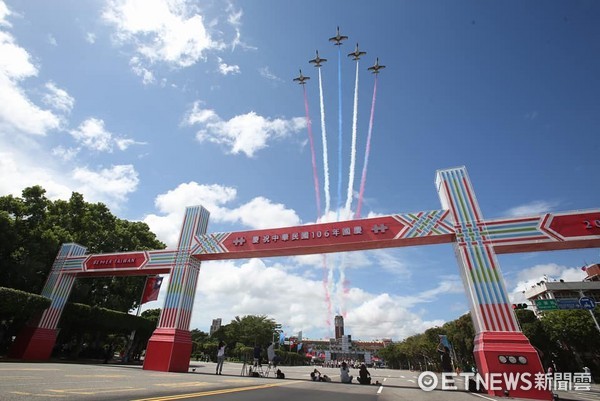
[436,168,551,400]
[9,243,86,359]
[143,206,210,372]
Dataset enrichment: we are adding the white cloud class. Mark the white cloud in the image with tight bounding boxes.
[223,197,300,229]
[184,101,305,157]
[0,28,61,135]
[504,200,559,217]
[72,164,139,208]
[52,145,78,161]
[47,34,57,46]
[69,118,143,152]
[0,31,37,79]
[43,82,74,114]
[145,258,453,340]
[0,145,73,201]
[0,141,139,211]
[130,56,155,85]
[0,1,11,27]
[85,32,96,44]
[103,0,226,81]
[259,66,283,82]
[217,57,240,75]
[508,262,588,304]
[143,182,301,248]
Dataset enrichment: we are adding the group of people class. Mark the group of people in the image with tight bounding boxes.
[315,361,376,385]
[215,341,379,384]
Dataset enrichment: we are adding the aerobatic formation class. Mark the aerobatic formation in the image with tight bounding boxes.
[293,27,385,335]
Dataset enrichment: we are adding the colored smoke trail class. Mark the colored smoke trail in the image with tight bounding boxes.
[303,84,321,218]
[344,60,360,215]
[355,74,378,218]
[318,68,331,215]
[336,45,343,221]
[338,61,361,314]
[321,254,332,327]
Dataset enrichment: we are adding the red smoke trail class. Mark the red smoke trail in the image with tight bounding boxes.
[303,84,321,218]
[322,254,332,328]
[355,74,378,218]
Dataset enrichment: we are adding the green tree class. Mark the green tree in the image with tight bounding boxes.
[223,315,278,348]
[0,187,166,312]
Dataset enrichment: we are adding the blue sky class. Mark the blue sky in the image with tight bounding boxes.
[1,0,599,341]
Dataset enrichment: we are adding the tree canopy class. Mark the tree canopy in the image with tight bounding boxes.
[0,186,166,312]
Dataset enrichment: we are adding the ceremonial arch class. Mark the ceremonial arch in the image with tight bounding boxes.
[11,167,600,400]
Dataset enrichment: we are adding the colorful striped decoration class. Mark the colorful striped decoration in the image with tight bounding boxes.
[392,209,454,239]
[436,167,519,333]
[158,206,210,330]
[38,243,87,330]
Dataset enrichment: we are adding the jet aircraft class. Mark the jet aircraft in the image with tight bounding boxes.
[309,50,327,67]
[367,58,386,74]
[328,26,348,46]
[293,69,310,85]
[347,43,366,60]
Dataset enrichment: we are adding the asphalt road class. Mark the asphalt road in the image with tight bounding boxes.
[1,360,599,401]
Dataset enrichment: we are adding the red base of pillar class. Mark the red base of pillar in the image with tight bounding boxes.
[143,328,192,372]
[8,326,57,360]
[474,332,552,400]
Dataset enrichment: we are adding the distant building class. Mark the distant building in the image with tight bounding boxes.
[334,315,344,339]
[524,263,600,315]
[209,318,222,336]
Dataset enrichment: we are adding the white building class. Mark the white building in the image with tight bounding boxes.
[524,263,600,315]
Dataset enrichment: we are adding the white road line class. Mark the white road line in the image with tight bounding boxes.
[471,392,500,401]
[407,379,415,383]
[377,385,383,394]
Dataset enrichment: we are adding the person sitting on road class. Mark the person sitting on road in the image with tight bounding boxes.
[276,369,285,379]
[311,368,322,381]
[357,363,371,385]
[340,361,353,384]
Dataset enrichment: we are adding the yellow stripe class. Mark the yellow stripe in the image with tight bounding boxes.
[132,380,303,401]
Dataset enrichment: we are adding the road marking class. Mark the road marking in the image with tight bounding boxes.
[132,380,304,401]
[155,382,210,388]
[471,393,500,401]
[383,378,387,382]
[65,374,127,378]
[377,385,384,394]
[407,379,415,383]
[48,387,144,395]
[223,379,255,383]
[10,391,66,398]
[0,368,60,371]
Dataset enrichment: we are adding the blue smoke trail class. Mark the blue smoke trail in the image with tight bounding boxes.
[336,45,343,221]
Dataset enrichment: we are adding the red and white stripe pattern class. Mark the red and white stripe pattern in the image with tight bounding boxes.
[437,167,519,334]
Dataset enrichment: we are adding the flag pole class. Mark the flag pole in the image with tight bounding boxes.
[136,275,151,317]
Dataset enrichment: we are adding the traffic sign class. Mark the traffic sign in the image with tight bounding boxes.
[556,299,582,310]
[535,299,558,311]
[579,297,596,310]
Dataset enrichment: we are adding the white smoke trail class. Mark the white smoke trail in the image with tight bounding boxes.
[339,60,361,317]
[318,68,331,216]
[344,60,360,215]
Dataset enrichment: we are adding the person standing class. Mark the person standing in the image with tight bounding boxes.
[216,341,226,375]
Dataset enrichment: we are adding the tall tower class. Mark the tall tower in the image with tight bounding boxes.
[334,315,344,339]
[210,318,222,336]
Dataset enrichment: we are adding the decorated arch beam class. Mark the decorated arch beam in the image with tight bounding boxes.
[11,166,600,401]
[191,209,600,261]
